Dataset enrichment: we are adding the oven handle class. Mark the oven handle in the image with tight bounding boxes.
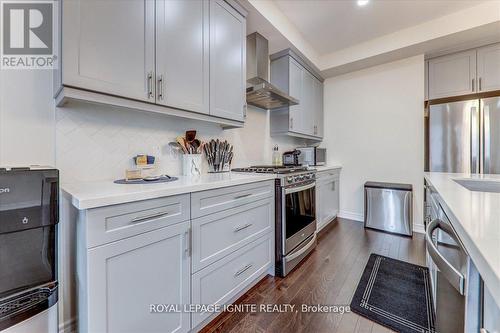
[285,233,317,262]
[425,218,465,295]
[284,181,315,194]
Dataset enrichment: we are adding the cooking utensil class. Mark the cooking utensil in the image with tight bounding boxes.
[176,136,189,154]
[185,130,197,143]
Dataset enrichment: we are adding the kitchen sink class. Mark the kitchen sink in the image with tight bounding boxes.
[453,178,500,193]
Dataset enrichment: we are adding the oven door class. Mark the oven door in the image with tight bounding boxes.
[282,181,316,255]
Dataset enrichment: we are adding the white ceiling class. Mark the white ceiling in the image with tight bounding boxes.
[272,0,486,55]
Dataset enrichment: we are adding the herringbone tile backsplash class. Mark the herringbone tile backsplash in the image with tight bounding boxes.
[56,102,300,183]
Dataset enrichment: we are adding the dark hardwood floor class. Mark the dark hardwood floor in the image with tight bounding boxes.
[200,218,426,333]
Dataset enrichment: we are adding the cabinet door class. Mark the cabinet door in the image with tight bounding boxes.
[87,222,190,333]
[289,58,304,133]
[62,0,155,102]
[477,43,500,93]
[302,70,315,136]
[156,0,209,114]
[428,50,476,99]
[313,78,324,138]
[317,176,339,231]
[483,283,500,333]
[209,0,246,121]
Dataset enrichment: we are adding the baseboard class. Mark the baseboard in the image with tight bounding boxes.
[338,210,426,234]
[59,317,76,333]
[413,223,425,234]
[338,210,364,222]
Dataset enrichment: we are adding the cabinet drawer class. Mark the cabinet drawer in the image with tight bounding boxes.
[316,169,340,181]
[191,181,274,218]
[86,194,190,248]
[191,234,272,327]
[192,198,273,272]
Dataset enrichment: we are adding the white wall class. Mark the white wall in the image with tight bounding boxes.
[322,55,425,232]
[0,70,55,166]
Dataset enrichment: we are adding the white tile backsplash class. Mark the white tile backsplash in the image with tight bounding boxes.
[56,102,302,183]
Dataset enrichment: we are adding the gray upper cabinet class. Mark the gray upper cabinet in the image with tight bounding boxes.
[270,49,324,140]
[428,50,476,100]
[314,77,324,137]
[156,0,209,114]
[477,43,500,93]
[209,0,246,122]
[62,0,155,102]
[58,0,247,128]
[302,70,315,135]
[288,58,305,133]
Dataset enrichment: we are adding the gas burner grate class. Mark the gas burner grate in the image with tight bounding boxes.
[0,288,53,320]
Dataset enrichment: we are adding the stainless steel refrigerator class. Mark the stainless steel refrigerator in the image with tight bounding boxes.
[429,96,500,174]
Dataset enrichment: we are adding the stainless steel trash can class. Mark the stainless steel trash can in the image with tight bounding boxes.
[364,181,413,236]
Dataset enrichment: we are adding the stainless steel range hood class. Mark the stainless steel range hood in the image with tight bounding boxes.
[246,32,299,110]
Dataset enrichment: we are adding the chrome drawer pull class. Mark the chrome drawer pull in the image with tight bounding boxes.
[234,223,253,232]
[131,211,169,224]
[235,263,253,277]
[234,193,252,200]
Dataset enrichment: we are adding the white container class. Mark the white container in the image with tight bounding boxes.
[182,154,202,176]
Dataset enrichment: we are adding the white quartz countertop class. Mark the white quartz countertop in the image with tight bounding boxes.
[424,172,500,304]
[62,172,276,210]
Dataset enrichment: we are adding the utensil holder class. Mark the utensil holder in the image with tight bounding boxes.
[182,154,202,176]
[208,162,231,173]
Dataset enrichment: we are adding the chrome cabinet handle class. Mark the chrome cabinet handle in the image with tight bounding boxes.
[234,193,252,200]
[234,223,253,232]
[234,263,253,277]
[131,211,169,224]
[184,227,191,257]
[472,78,475,92]
[479,77,482,91]
[157,75,164,100]
[290,117,293,129]
[147,72,154,99]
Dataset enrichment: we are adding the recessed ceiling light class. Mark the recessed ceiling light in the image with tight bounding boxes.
[357,0,369,6]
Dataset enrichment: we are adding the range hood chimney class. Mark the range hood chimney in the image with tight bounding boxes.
[246,32,299,110]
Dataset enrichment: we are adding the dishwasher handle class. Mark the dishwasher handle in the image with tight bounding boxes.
[426,218,466,295]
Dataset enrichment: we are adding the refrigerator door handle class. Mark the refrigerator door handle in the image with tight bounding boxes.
[484,105,491,174]
[471,105,480,174]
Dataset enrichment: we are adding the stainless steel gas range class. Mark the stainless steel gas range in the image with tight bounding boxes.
[232,166,316,277]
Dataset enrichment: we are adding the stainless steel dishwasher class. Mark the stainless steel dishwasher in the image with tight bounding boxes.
[364,181,413,236]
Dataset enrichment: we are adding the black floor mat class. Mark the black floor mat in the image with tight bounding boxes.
[350,254,436,333]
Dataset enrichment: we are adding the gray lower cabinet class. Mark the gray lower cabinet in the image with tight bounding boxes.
[82,222,191,333]
[191,234,273,328]
[269,49,324,140]
[75,180,274,333]
[57,0,247,126]
[315,169,340,231]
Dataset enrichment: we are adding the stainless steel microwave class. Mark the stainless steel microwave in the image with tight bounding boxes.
[296,147,326,166]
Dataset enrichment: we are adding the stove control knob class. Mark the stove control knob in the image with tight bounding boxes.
[299,175,305,180]
[287,176,293,183]
[305,174,312,179]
